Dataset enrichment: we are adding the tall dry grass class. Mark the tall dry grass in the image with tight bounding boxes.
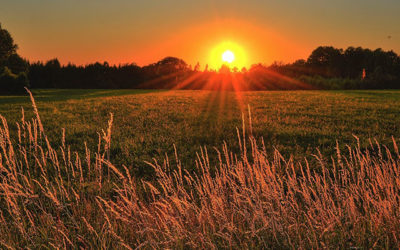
[0,89,399,249]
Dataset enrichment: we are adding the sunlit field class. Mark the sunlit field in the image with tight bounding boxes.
[1,89,399,172]
[0,89,400,248]
[2,0,400,247]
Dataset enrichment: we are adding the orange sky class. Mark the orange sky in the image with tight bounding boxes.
[1,0,399,68]
[130,19,308,70]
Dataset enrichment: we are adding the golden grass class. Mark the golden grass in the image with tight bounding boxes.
[0,89,399,248]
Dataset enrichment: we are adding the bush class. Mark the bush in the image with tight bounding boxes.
[298,75,365,90]
[0,66,30,94]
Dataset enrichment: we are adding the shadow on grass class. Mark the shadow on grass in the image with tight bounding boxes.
[0,89,166,105]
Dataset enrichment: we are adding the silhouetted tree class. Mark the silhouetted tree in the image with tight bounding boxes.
[0,23,30,92]
[0,23,18,65]
[307,46,344,77]
[194,62,200,72]
[219,64,230,74]
[0,67,29,93]
[156,57,188,72]
[343,47,367,78]
[5,53,29,74]
[44,58,61,88]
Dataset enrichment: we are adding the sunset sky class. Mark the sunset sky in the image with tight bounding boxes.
[1,0,399,69]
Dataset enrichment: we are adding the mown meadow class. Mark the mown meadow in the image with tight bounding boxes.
[0,89,399,248]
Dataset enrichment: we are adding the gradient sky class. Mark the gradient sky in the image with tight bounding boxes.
[1,0,399,68]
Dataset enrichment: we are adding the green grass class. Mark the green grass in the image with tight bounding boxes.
[1,89,399,176]
[1,88,400,248]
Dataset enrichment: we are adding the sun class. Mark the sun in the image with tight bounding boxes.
[209,41,248,70]
[222,50,235,64]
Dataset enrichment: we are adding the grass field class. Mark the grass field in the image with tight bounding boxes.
[1,89,399,175]
[1,89,400,248]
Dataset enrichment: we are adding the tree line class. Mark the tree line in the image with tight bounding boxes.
[272,46,400,89]
[1,23,400,92]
